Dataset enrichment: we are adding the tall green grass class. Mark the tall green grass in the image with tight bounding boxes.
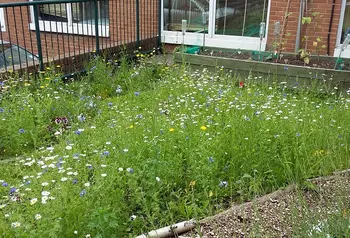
[0,56,349,237]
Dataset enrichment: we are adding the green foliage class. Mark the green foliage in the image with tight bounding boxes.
[0,58,349,237]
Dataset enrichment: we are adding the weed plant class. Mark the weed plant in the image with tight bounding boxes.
[0,56,349,237]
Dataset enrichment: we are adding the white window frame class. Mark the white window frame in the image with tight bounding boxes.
[29,0,109,37]
[0,8,6,32]
[334,0,350,58]
[161,0,271,51]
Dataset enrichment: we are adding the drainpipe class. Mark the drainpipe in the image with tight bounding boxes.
[295,0,306,53]
[327,0,336,55]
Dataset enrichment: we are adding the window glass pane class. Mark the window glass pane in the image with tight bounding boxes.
[163,0,209,32]
[342,1,350,43]
[71,0,109,25]
[34,1,68,22]
[215,0,268,37]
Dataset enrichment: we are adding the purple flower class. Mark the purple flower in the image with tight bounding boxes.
[296,133,301,137]
[208,157,214,163]
[19,128,25,134]
[284,66,289,70]
[108,102,113,107]
[103,151,110,156]
[72,179,78,185]
[2,182,8,187]
[79,189,86,197]
[126,168,134,173]
[74,130,82,135]
[134,92,140,96]
[9,187,16,194]
[0,108,4,113]
[54,118,62,124]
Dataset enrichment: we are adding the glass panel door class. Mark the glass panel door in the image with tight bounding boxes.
[214,0,268,37]
[163,0,209,33]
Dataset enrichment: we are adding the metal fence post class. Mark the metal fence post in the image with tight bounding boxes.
[158,0,161,50]
[136,0,140,48]
[33,5,44,71]
[94,0,100,54]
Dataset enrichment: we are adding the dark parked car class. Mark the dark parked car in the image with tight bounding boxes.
[0,40,38,70]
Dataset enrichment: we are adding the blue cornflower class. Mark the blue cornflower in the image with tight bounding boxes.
[9,187,16,194]
[25,180,31,185]
[79,189,86,197]
[108,102,113,107]
[219,181,228,188]
[137,114,143,119]
[74,130,81,135]
[72,179,78,185]
[126,168,134,173]
[103,151,110,156]
[77,114,86,122]
[208,157,214,163]
[0,108,4,113]
[116,85,122,94]
[160,129,164,135]
[19,128,25,134]
[284,66,289,70]
[296,133,301,137]
[134,92,140,96]
[2,182,8,187]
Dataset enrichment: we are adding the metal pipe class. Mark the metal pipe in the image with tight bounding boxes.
[327,0,336,55]
[295,0,305,53]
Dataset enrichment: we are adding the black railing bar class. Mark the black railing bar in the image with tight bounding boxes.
[59,4,66,61]
[27,5,37,73]
[20,6,30,71]
[71,4,77,70]
[48,3,55,62]
[54,4,62,66]
[0,17,8,71]
[0,0,102,8]
[42,8,49,64]
[4,8,15,72]
[12,7,24,73]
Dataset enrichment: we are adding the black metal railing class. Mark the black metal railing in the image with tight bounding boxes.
[0,0,160,77]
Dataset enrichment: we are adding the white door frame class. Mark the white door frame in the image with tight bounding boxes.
[334,0,350,58]
[161,0,271,51]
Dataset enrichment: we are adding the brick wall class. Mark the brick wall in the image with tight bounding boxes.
[267,0,342,55]
[0,0,159,69]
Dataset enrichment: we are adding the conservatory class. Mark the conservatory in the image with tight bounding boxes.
[162,0,270,50]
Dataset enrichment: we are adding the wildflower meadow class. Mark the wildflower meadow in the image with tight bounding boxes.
[0,55,349,237]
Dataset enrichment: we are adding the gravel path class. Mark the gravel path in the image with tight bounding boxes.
[181,170,350,237]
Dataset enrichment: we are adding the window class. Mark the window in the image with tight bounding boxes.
[29,0,109,37]
[163,0,209,32]
[0,8,5,32]
[341,0,350,43]
[162,0,270,51]
[335,0,350,57]
[215,0,268,37]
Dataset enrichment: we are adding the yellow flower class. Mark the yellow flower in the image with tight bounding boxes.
[56,65,61,68]
[45,77,51,80]
[209,191,213,197]
[200,126,207,131]
[189,180,196,188]
[129,125,134,129]
[46,67,51,70]
[40,85,45,89]
[169,128,175,132]
[313,150,326,156]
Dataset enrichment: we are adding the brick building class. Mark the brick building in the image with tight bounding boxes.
[0,0,159,65]
[0,0,349,68]
[162,0,350,58]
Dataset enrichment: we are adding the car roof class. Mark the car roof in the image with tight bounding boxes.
[0,40,10,44]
